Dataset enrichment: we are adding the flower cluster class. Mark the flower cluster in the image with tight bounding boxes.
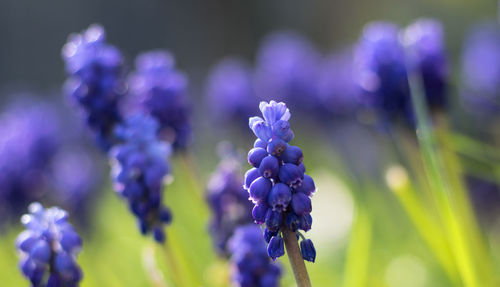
[403,19,448,111]
[228,225,282,287]
[354,22,412,123]
[62,24,124,151]
[129,50,191,150]
[205,57,256,126]
[460,21,500,116]
[316,50,360,119]
[110,114,172,242]
[62,26,179,242]
[206,150,254,256]
[0,96,106,228]
[254,31,320,112]
[16,203,82,287]
[0,100,61,221]
[355,20,450,125]
[245,101,316,262]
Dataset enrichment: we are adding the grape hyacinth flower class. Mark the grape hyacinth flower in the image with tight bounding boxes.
[254,31,320,111]
[228,225,282,287]
[316,50,360,120]
[206,149,254,256]
[16,203,83,287]
[0,99,61,222]
[460,22,500,116]
[110,114,172,242]
[403,19,448,111]
[205,57,256,126]
[128,50,191,150]
[354,22,411,123]
[245,101,316,263]
[62,24,124,151]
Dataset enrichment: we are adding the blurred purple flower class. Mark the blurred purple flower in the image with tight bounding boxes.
[316,49,360,119]
[354,22,411,123]
[128,50,191,151]
[461,22,500,116]
[62,24,125,151]
[0,99,61,221]
[206,147,254,256]
[205,57,257,126]
[403,18,448,111]
[228,225,282,287]
[254,31,320,111]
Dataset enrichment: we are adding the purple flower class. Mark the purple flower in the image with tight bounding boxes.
[228,225,282,286]
[460,22,500,116]
[206,152,254,256]
[249,101,291,143]
[62,24,125,151]
[248,148,268,168]
[299,239,316,262]
[403,18,448,111]
[244,101,316,261]
[249,177,273,204]
[110,114,172,242]
[205,57,257,125]
[0,99,61,221]
[16,203,83,287]
[254,31,320,111]
[354,22,411,123]
[128,50,191,150]
[268,183,292,212]
[258,156,280,179]
[244,168,260,190]
[316,50,360,119]
[267,235,285,261]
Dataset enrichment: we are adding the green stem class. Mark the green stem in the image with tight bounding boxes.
[161,242,187,287]
[386,166,459,284]
[435,114,497,285]
[283,228,312,287]
[143,245,169,287]
[450,132,500,164]
[409,76,479,287]
[342,206,372,287]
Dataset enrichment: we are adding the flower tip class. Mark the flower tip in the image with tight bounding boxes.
[85,24,106,42]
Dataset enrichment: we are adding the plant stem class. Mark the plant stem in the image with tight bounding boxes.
[283,228,312,287]
[434,113,496,285]
[342,206,372,287]
[161,242,187,287]
[408,75,479,287]
[143,245,169,287]
[386,166,459,283]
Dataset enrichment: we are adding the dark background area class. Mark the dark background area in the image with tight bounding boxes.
[0,0,496,98]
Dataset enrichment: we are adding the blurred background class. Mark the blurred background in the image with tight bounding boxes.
[0,0,493,94]
[1,0,500,286]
